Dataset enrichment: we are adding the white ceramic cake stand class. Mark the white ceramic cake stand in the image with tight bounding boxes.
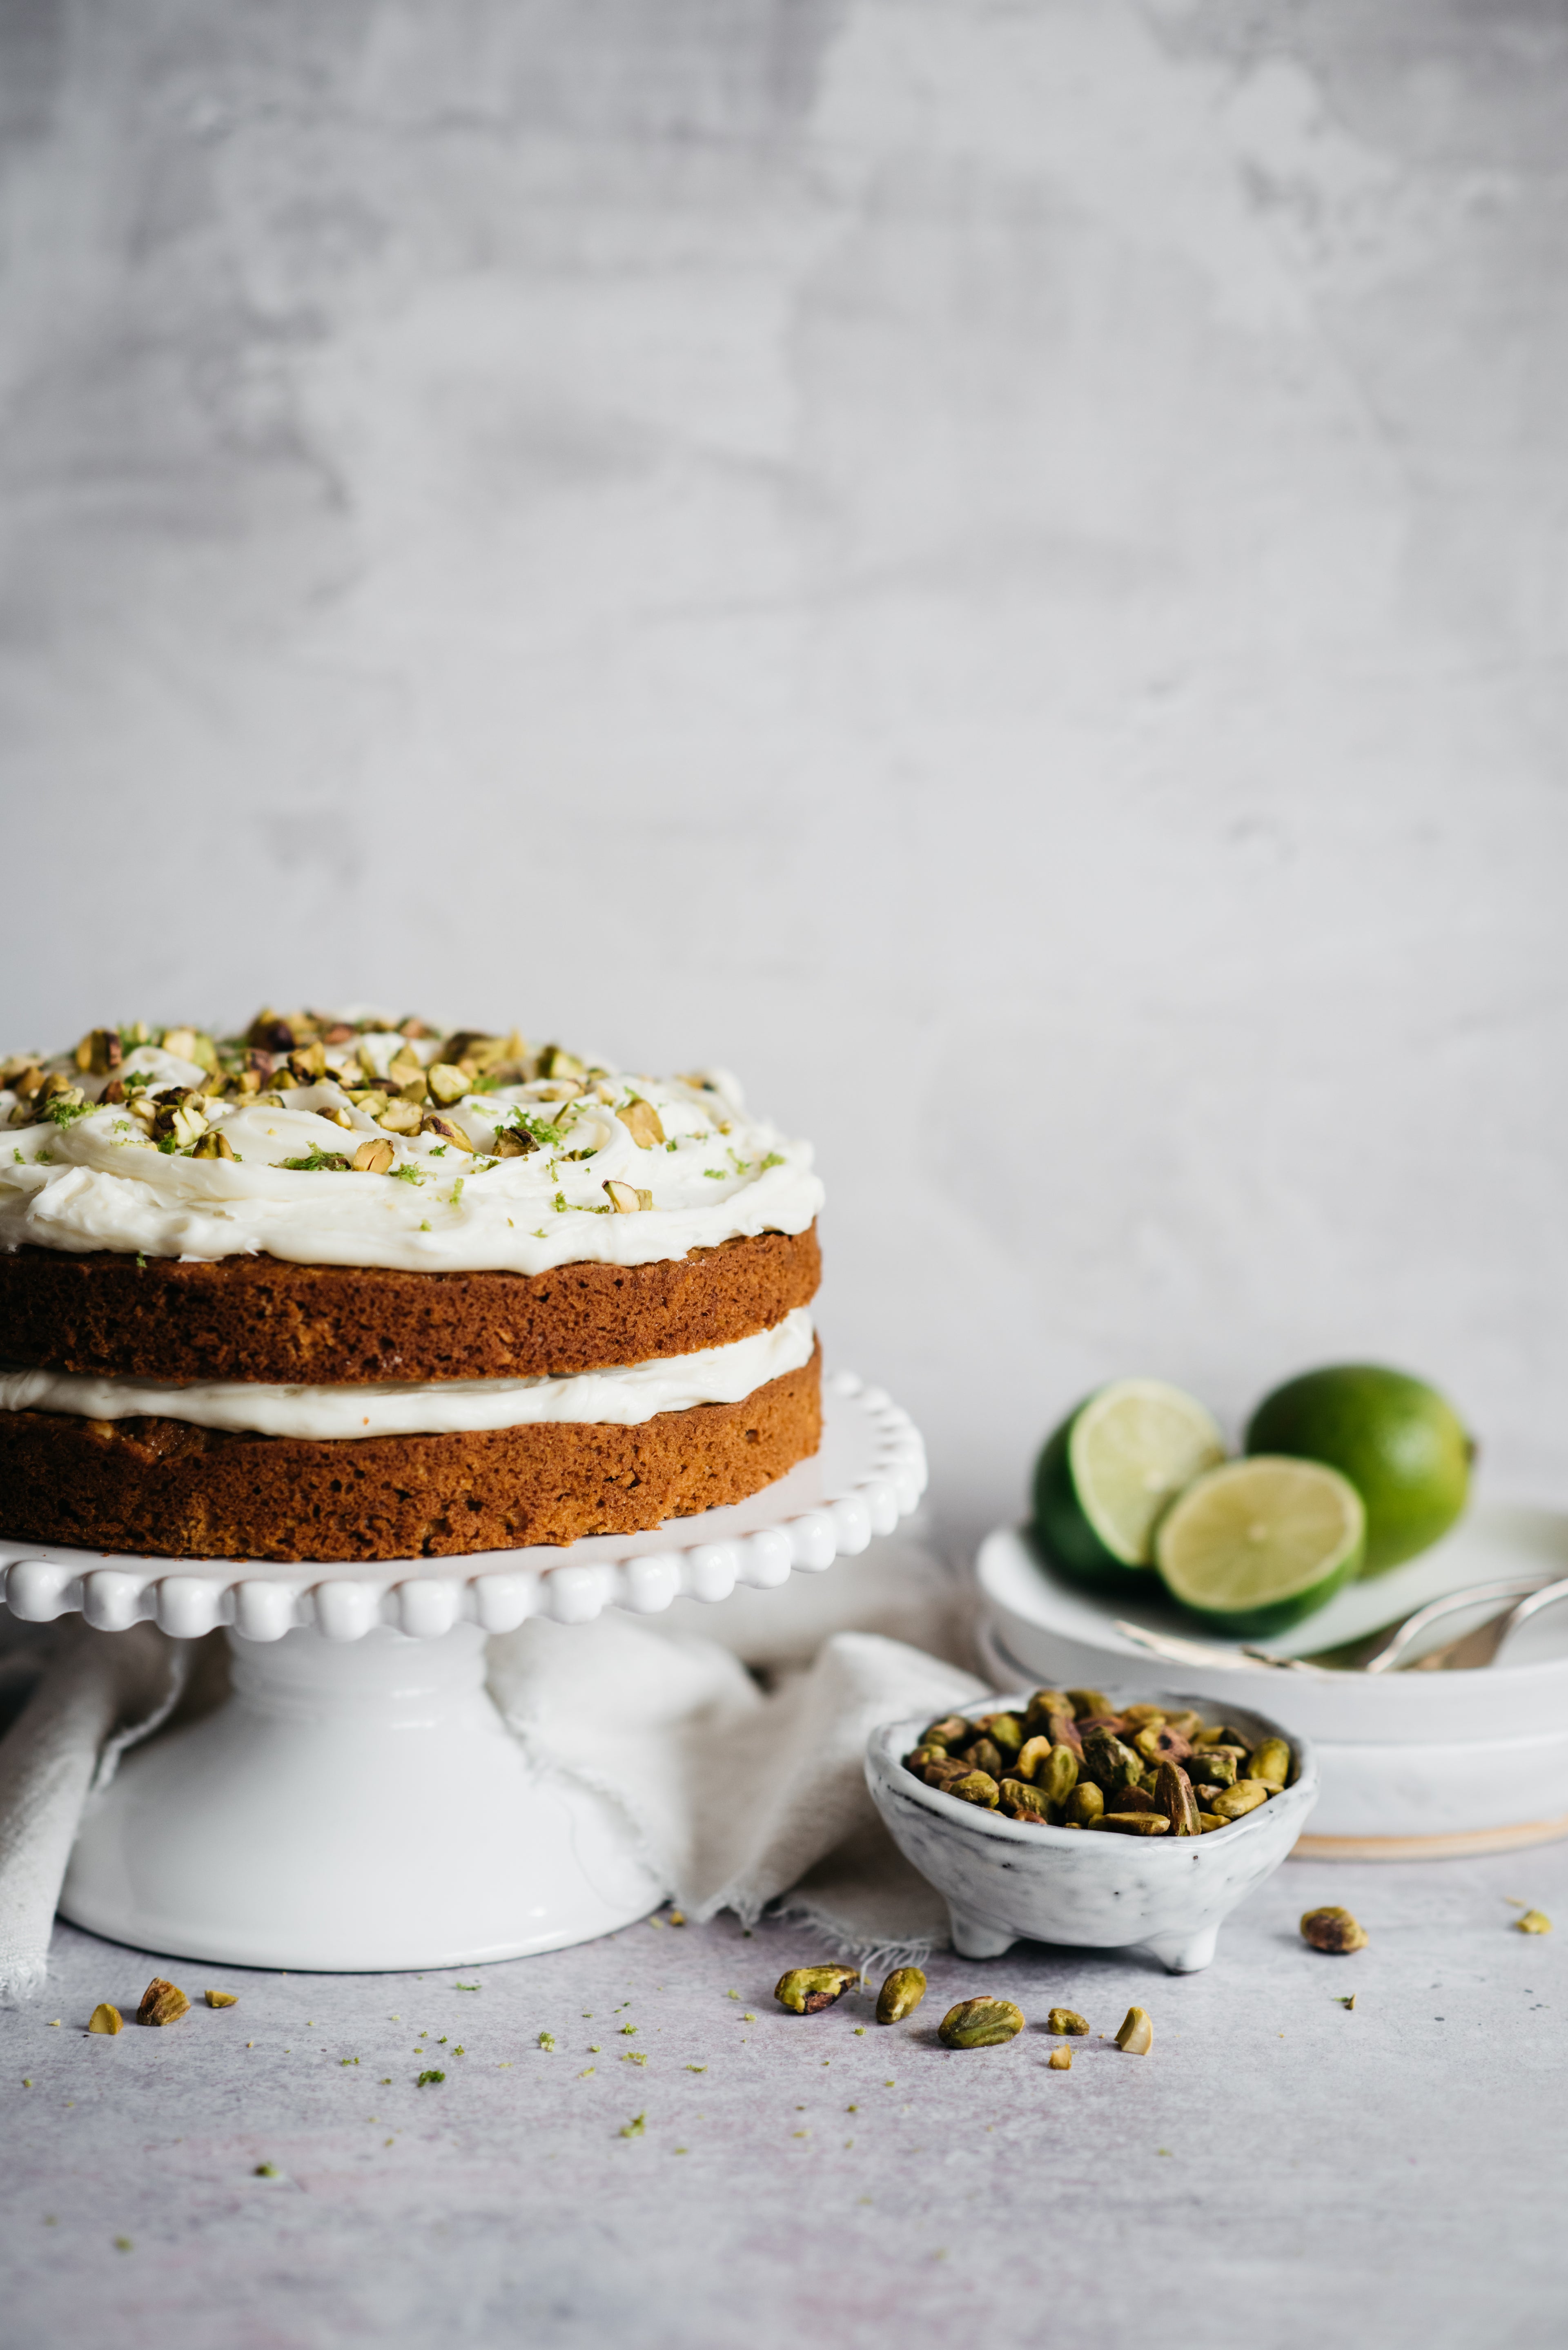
[0,1370,925,1972]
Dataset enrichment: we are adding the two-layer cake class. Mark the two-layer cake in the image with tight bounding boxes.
[0,1012,823,1560]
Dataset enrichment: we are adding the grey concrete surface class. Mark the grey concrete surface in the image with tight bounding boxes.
[1,0,1566,1556]
[3,1844,1566,2348]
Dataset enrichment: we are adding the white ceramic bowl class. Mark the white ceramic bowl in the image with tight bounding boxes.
[865,1688,1318,1973]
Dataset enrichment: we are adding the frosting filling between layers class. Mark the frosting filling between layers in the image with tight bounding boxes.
[0,1310,816,1441]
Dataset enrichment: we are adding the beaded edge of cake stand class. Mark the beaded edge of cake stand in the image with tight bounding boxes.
[0,1369,927,1642]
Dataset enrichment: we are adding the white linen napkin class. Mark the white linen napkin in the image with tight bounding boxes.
[0,1523,984,1998]
[0,1620,188,2002]
[489,1612,984,1964]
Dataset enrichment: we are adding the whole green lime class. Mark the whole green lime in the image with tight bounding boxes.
[1243,1364,1472,1576]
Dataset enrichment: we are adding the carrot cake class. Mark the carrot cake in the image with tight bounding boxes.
[0,1012,824,1560]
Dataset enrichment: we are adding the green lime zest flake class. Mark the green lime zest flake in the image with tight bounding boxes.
[279,1148,351,1173]
[503,1107,565,1149]
[391,1164,422,1186]
[618,2112,646,2138]
[454,1982,480,1991]
[254,2163,280,2178]
[41,1095,94,1126]
[553,1187,610,1215]
[416,2068,445,2086]
[704,1169,725,1179]
[760,1151,784,1169]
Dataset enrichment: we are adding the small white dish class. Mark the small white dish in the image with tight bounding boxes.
[865,1688,1318,1973]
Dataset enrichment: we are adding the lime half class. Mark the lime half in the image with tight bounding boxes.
[1033,1379,1225,1584]
[1155,1455,1365,1635]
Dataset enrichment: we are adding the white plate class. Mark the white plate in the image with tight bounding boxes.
[976,1506,1568,1857]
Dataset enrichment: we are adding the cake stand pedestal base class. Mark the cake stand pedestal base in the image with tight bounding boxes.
[60,1623,664,1971]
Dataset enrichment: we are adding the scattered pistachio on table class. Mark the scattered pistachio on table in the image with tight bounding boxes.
[875,1968,927,2024]
[137,1978,189,2027]
[938,1997,1025,2049]
[1044,2007,1088,2036]
[1114,2006,1154,2054]
[1048,2048,1072,2070]
[1301,1906,1369,1954]
[903,1694,1294,1838]
[88,2004,122,2036]
[774,1965,861,2015]
[1514,1909,1552,1935]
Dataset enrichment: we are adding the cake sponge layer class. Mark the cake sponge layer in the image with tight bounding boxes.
[0,1347,822,1561]
[0,1225,819,1384]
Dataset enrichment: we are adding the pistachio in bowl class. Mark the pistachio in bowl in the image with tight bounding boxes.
[864,1686,1317,1973]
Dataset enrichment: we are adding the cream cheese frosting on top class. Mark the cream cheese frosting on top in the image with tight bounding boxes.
[0,1014,822,1274]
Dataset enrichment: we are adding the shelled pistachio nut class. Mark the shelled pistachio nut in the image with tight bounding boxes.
[1210,1780,1270,1821]
[1300,1907,1368,1955]
[875,1968,927,2024]
[775,1965,861,2014]
[938,1998,1025,2049]
[1081,1729,1145,1793]
[137,1977,189,2026]
[1114,2006,1154,2054]
[976,1712,1024,1758]
[999,1779,1054,1822]
[948,1770,1000,1808]
[1044,2008,1088,2035]
[1155,1759,1201,1838]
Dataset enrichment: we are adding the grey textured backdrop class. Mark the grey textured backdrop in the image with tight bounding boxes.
[2,0,1565,1541]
